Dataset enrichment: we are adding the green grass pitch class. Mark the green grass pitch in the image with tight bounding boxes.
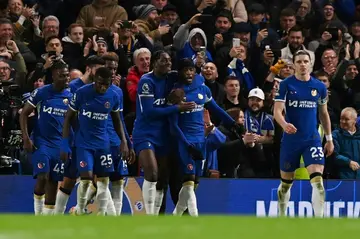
[0,215,359,238]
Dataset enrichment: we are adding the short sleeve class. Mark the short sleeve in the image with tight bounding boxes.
[69,92,80,111]
[118,89,124,112]
[274,81,287,102]
[137,78,154,96]
[204,85,212,103]
[318,84,328,105]
[28,88,42,107]
[112,93,120,112]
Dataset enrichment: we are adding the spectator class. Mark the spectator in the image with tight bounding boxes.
[126,47,151,113]
[332,107,360,179]
[76,0,128,39]
[62,23,85,71]
[219,75,246,110]
[133,4,167,42]
[173,14,212,62]
[7,0,41,43]
[28,15,60,59]
[202,62,225,104]
[0,18,36,66]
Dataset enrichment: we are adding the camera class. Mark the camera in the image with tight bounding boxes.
[0,80,23,168]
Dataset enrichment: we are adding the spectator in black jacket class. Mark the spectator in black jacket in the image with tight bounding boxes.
[62,23,85,72]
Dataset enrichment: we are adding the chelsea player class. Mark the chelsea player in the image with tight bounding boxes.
[169,59,237,216]
[55,55,105,214]
[105,53,136,215]
[132,51,196,215]
[61,67,130,216]
[274,50,334,217]
[20,62,72,215]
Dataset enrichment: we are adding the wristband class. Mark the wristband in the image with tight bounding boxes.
[325,135,333,141]
[61,138,71,153]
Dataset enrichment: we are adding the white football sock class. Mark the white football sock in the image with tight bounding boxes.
[34,193,44,215]
[110,180,124,216]
[43,205,54,215]
[76,180,91,215]
[96,178,110,216]
[311,176,325,217]
[86,182,97,205]
[142,180,156,215]
[154,189,164,216]
[106,187,116,216]
[183,183,198,217]
[54,190,70,214]
[277,181,292,217]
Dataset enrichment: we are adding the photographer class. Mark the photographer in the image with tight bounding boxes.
[0,58,25,170]
[28,36,66,85]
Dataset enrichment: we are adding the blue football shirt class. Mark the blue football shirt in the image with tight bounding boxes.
[69,83,120,149]
[28,84,72,147]
[132,72,178,146]
[275,75,327,141]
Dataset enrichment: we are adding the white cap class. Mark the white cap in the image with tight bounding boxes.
[248,88,265,100]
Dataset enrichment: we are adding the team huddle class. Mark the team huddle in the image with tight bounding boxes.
[20,50,334,217]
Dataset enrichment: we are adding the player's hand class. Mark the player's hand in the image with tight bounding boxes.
[23,138,34,152]
[349,161,360,171]
[323,140,334,157]
[177,101,196,112]
[282,123,297,134]
[120,141,129,161]
[127,149,136,165]
[188,144,204,161]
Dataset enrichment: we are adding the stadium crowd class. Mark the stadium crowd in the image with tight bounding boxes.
[0,0,359,183]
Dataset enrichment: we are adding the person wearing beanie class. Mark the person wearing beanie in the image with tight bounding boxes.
[160,4,180,46]
[133,4,170,41]
[76,0,128,39]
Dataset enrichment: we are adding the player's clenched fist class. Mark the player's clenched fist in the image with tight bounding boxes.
[283,123,297,134]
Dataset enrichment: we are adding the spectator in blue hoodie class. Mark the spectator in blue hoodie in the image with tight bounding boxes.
[173,13,213,63]
[333,107,360,179]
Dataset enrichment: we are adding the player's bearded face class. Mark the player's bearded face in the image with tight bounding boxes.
[248,97,263,112]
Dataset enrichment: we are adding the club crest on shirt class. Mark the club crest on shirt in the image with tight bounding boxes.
[311,89,317,97]
[80,161,87,168]
[198,93,203,100]
[142,83,149,94]
[63,99,69,105]
[187,164,193,171]
[104,101,110,109]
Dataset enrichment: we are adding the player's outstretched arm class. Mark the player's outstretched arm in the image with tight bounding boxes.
[205,99,235,126]
[20,102,35,152]
[140,94,179,118]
